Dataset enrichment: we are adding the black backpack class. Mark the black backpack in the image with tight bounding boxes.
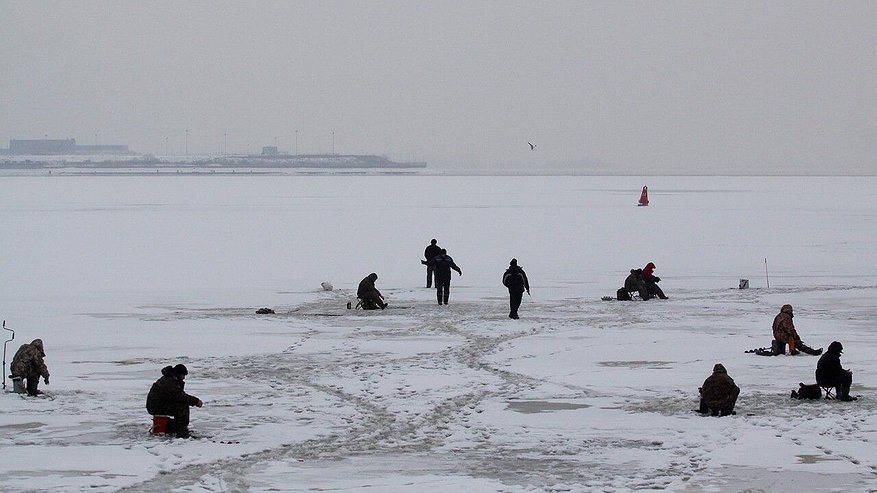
[616,287,631,301]
[791,383,822,400]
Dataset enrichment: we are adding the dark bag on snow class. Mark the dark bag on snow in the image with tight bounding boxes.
[791,383,822,400]
[616,288,631,301]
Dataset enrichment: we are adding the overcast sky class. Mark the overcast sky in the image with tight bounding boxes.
[2,1,875,174]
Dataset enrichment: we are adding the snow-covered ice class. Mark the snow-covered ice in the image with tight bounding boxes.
[0,174,875,492]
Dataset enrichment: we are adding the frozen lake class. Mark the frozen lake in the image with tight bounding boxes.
[1,174,875,492]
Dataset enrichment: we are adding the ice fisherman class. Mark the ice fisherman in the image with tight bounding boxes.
[422,239,442,288]
[10,338,50,396]
[772,304,822,355]
[642,262,668,299]
[816,341,857,401]
[357,273,387,310]
[622,269,650,300]
[502,258,530,319]
[428,248,462,305]
[146,364,204,438]
[697,363,740,416]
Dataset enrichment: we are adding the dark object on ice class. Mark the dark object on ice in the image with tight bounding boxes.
[791,382,822,400]
[816,341,857,402]
[147,364,203,438]
[744,347,775,356]
[256,308,275,314]
[502,258,530,319]
[697,363,740,417]
[601,296,613,301]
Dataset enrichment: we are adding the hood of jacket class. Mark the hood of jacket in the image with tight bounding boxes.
[780,304,793,316]
[712,363,727,374]
[31,339,45,357]
[827,341,843,355]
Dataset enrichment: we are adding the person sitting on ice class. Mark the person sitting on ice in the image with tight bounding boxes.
[357,272,387,310]
[10,338,50,396]
[772,304,822,355]
[816,341,857,401]
[697,363,740,416]
[146,364,203,438]
[622,268,650,300]
[642,262,668,299]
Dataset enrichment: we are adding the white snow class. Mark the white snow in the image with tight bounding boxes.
[0,174,875,492]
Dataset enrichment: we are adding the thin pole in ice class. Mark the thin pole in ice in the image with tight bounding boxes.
[764,258,770,289]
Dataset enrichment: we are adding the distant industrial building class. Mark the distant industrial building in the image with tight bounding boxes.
[4,138,129,155]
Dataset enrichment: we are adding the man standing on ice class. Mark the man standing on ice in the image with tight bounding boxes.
[772,304,822,355]
[502,258,530,319]
[428,248,462,305]
[422,239,442,288]
[146,364,203,438]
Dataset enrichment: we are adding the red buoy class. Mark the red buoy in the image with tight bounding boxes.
[638,186,649,206]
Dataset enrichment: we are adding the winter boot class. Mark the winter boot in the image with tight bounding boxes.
[798,342,822,356]
[788,339,799,355]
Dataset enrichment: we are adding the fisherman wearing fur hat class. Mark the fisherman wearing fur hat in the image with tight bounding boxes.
[10,339,50,396]
[698,363,740,416]
[146,364,203,438]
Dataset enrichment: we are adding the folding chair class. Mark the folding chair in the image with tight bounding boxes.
[820,385,836,400]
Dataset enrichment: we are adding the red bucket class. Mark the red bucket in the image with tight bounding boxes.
[151,415,172,435]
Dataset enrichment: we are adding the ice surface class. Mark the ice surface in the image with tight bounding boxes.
[0,175,875,492]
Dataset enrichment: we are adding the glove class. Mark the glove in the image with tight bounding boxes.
[44,376,49,385]
[654,276,661,282]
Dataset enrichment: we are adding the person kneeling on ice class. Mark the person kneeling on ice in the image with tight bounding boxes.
[10,338,50,396]
[146,364,203,438]
[697,363,739,416]
[642,262,668,299]
[816,341,857,401]
[357,272,387,309]
[772,304,822,355]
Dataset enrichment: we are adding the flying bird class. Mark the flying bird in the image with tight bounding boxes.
[528,142,536,150]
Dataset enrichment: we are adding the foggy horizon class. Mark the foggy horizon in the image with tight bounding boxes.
[2,1,875,174]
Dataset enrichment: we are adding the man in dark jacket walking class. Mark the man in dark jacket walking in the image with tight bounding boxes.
[423,239,442,288]
[698,363,740,416]
[502,258,530,319]
[146,364,203,438]
[816,341,856,401]
[428,249,462,305]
